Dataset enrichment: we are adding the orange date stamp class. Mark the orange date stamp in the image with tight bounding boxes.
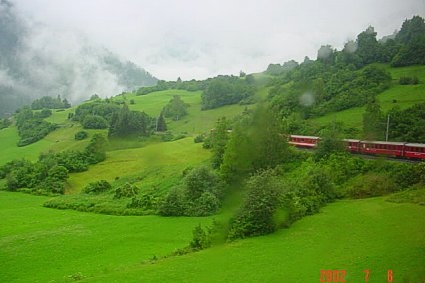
[320,269,394,282]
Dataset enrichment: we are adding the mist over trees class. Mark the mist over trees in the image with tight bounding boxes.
[0,0,157,117]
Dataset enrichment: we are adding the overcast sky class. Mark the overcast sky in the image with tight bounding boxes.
[12,0,425,81]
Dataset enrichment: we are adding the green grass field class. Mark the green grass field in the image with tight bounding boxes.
[122,89,253,134]
[66,137,211,193]
[0,191,213,283]
[2,192,424,283]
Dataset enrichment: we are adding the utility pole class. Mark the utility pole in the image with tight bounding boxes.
[385,114,390,142]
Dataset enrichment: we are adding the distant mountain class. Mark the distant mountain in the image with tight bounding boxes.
[0,0,157,117]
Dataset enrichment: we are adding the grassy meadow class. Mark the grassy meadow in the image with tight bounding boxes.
[1,192,424,283]
[0,191,213,283]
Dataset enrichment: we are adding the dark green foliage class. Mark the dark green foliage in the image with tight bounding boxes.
[201,75,256,110]
[83,180,112,194]
[345,173,397,198]
[220,106,289,182]
[108,104,152,137]
[193,134,205,143]
[356,26,380,65]
[190,224,212,250]
[127,192,159,211]
[17,119,57,147]
[74,131,88,140]
[228,170,282,239]
[392,16,425,67]
[158,188,185,216]
[159,166,224,217]
[136,79,204,95]
[34,108,52,118]
[399,76,419,85]
[0,117,11,129]
[114,183,139,199]
[84,134,107,164]
[31,95,71,110]
[209,117,230,168]
[74,101,120,123]
[156,112,167,132]
[0,158,69,195]
[362,100,384,140]
[314,134,345,161]
[81,115,109,129]
[162,95,189,121]
[387,103,425,142]
[14,106,57,146]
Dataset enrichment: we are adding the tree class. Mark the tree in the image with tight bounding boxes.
[209,117,230,169]
[356,26,380,65]
[162,95,189,121]
[363,100,384,140]
[228,170,282,239]
[156,111,167,132]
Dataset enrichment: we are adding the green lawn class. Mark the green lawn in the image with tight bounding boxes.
[83,197,425,283]
[0,191,213,283]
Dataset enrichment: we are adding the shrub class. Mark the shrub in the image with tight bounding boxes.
[158,188,185,216]
[228,170,282,239]
[74,131,88,140]
[82,115,109,129]
[114,183,139,199]
[345,173,397,198]
[399,76,419,85]
[83,180,112,194]
[194,134,205,143]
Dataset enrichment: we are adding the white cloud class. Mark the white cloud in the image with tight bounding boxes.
[12,0,425,80]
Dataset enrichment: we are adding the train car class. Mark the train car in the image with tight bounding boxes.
[343,139,361,153]
[358,140,405,158]
[288,135,320,148]
[289,134,425,161]
[404,143,425,160]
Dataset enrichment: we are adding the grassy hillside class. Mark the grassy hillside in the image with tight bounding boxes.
[120,89,254,134]
[2,191,424,283]
[84,198,425,283]
[67,137,210,193]
[310,65,425,131]
[0,191,213,283]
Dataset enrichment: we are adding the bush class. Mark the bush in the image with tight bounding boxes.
[194,134,205,143]
[399,76,419,85]
[228,170,282,240]
[82,115,109,129]
[345,173,397,198]
[74,131,88,140]
[158,188,185,216]
[83,180,112,194]
[114,183,139,199]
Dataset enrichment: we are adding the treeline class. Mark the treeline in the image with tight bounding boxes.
[31,95,71,110]
[0,134,107,195]
[15,107,57,146]
[135,74,256,110]
[267,16,425,120]
[71,100,154,137]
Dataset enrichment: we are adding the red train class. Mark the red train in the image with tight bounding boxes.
[289,135,425,160]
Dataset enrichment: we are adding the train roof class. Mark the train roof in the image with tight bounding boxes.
[290,135,320,139]
[360,140,406,146]
[343,139,361,143]
[405,143,425,148]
